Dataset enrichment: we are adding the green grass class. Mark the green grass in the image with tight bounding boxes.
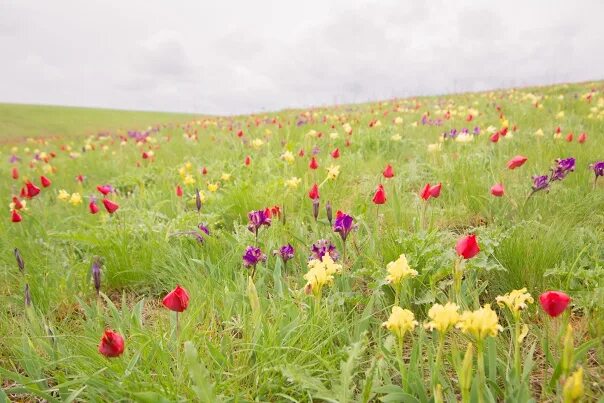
[0,81,603,402]
[0,103,199,140]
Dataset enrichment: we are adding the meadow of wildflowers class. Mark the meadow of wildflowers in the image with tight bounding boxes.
[1,81,603,401]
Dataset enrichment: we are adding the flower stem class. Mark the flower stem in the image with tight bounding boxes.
[396,335,407,391]
[514,316,521,376]
[477,339,486,403]
[432,333,445,391]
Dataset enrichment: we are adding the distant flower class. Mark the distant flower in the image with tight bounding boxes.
[507,155,528,170]
[310,239,339,261]
[247,209,271,235]
[97,185,113,195]
[490,183,504,197]
[176,185,183,197]
[326,165,340,180]
[221,173,231,181]
[25,181,41,198]
[456,304,503,339]
[11,167,19,180]
[550,157,575,181]
[251,138,264,149]
[92,258,102,295]
[383,306,418,339]
[309,157,319,170]
[14,248,25,272]
[89,199,100,214]
[207,183,219,192]
[69,193,82,206]
[244,155,251,166]
[308,183,319,200]
[285,177,301,189]
[325,201,333,225]
[496,288,533,313]
[592,161,604,182]
[456,234,480,259]
[383,164,395,178]
[331,148,340,159]
[372,184,386,205]
[11,209,22,223]
[102,199,119,214]
[578,133,587,143]
[183,174,196,186]
[58,189,70,201]
[424,302,460,333]
[539,291,571,317]
[40,175,52,188]
[420,183,442,200]
[98,329,125,358]
[242,246,267,267]
[162,285,190,312]
[273,244,295,264]
[195,188,202,212]
[532,175,550,191]
[281,151,295,163]
[333,211,356,242]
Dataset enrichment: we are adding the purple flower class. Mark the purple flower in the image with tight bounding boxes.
[273,244,295,264]
[92,258,101,295]
[243,246,267,267]
[333,211,356,242]
[310,239,339,261]
[311,146,320,156]
[14,248,24,273]
[198,223,210,235]
[550,157,575,181]
[473,126,481,135]
[532,175,550,191]
[591,161,604,179]
[9,154,20,163]
[247,209,271,234]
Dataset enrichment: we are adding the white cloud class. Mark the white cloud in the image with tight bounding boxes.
[0,0,602,114]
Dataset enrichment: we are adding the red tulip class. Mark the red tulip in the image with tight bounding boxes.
[237,130,244,137]
[565,133,573,142]
[142,151,151,159]
[162,285,190,312]
[97,185,112,195]
[245,155,251,166]
[331,148,340,159]
[372,184,386,205]
[202,167,208,175]
[102,199,119,214]
[176,185,183,197]
[11,167,19,180]
[11,210,22,223]
[456,234,480,259]
[490,183,504,197]
[40,175,52,188]
[490,132,500,143]
[383,164,394,178]
[578,133,587,144]
[76,174,85,183]
[25,182,41,198]
[12,196,24,210]
[308,183,319,200]
[309,157,319,170]
[466,114,473,122]
[539,291,571,317]
[506,155,527,169]
[98,329,125,358]
[298,149,305,157]
[429,183,442,198]
[89,200,99,214]
[420,183,432,200]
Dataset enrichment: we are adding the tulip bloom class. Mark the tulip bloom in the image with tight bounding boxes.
[565,133,573,142]
[98,329,125,358]
[40,176,52,188]
[420,183,442,200]
[176,185,183,197]
[372,184,386,205]
[12,196,24,210]
[506,155,527,169]
[25,181,41,198]
[490,183,504,197]
[383,164,394,178]
[309,157,319,170]
[539,291,571,317]
[11,167,19,180]
[578,133,587,143]
[97,185,112,195]
[592,161,604,184]
[331,148,340,159]
[89,200,100,214]
[102,199,119,214]
[308,183,319,200]
[456,234,480,259]
[245,155,251,166]
[162,285,190,312]
[11,210,22,223]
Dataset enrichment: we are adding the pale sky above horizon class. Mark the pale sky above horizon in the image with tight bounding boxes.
[1,0,603,115]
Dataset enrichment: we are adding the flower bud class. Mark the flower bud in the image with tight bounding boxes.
[92,258,102,295]
[562,323,574,377]
[313,198,320,221]
[326,201,333,225]
[14,248,25,273]
[195,188,202,212]
[24,283,32,307]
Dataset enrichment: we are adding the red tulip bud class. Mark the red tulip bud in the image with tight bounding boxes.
[12,167,19,180]
[40,175,52,188]
[372,184,386,205]
[539,291,570,317]
[308,183,319,200]
[506,155,527,169]
[25,182,41,198]
[89,200,100,214]
[456,234,480,259]
[176,185,183,197]
[98,329,125,358]
[102,199,119,214]
[383,164,394,178]
[162,285,190,312]
[309,157,319,170]
[490,183,504,197]
[331,148,340,159]
[11,210,22,223]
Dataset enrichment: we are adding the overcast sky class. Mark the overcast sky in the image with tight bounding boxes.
[1,0,603,115]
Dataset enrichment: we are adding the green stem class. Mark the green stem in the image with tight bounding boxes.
[396,335,407,391]
[477,339,486,403]
[433,333,445,391]
[514,316,521,376]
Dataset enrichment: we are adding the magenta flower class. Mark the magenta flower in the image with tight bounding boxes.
[591,161,604,182]
[247,209,271,236]
[333,211,356,242]
[242,246,267,268]
[532,175,550,191]
[310,239,339,261]
[273,244,295,265]
[550,157,575,181]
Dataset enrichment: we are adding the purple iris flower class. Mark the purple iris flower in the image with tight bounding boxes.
[592,161,604,180]
[9,155,20,163]
[242,246,267,267]
[311,146,320,156]
[550,157,575,181]
[247,209,271,235]
[310,239,340,261]
[473,126,481,135]
[198,223,210,235]
[532,175,550,191]
[273,244,295,264]
[333,211,356,242]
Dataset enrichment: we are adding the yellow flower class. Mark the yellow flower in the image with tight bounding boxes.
[391,133,402,141]
[221,173,231,181]
[285,177,301,189]
[457,304,503,339]
[424,302,460,333]
[183,174,196,186]
[556,111,565,119]
[281,151,295,164]
[69,193,82,206]
[534,128,544,136]
[455,133,474,143]
[382,306,418,339]
[42,164,54,174]
[9,200,27,211]
[329,132,339,140]
[343,123,352,134]
[251,138,264,149]
[394,116,403,125]
[207,183,219,192]
[178,166,187,177]
[562,367,584,403]
[326,165,340,180]
[496,288,533,313]
[58,189,70,201]
[385,254,418,285]
[303,254,342,296]
[307,129,318,137]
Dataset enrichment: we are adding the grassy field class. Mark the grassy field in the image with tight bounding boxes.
[0,103,198,140]
[1,81,603,402]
